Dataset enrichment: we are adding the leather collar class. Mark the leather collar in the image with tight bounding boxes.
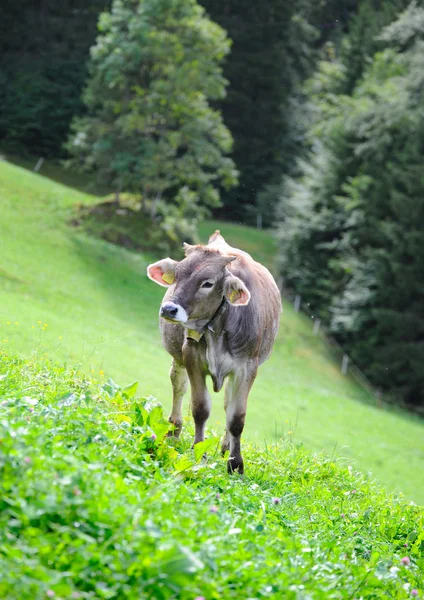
[186,297,227,342]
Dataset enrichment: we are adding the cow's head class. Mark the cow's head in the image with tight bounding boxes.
[147,245,250,328]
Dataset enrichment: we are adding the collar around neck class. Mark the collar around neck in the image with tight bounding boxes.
[186,297,227,342]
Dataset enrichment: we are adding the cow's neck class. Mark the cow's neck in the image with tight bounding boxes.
[186,297,227,342]
[204,326,232,393]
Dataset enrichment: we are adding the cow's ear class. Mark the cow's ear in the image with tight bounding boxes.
[224,274,251,306]
[147,258,178,287]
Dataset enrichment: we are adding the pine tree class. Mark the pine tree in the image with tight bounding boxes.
[278,2,424,408]
[67,0,237,222]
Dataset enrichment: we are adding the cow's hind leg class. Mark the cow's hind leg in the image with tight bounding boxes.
[167,359,188,437]
[225,364,257,474]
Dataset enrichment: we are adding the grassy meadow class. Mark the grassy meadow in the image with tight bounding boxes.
[0,160,424,504]
[1,351,423,599]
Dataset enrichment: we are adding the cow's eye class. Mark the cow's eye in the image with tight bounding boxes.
[201,281,214,289]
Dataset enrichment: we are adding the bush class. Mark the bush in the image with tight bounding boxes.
[72,193,198,257]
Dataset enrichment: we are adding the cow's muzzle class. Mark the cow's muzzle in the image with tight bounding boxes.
[160,302,188,323]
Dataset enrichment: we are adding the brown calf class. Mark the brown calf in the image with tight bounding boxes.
[147,231,281,473]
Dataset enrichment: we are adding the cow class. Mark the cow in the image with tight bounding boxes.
[147,230,281,473]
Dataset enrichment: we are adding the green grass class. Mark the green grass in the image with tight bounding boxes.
[0,159,424,505]
[1,351,423,599]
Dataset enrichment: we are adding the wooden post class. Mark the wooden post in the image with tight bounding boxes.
[294,295,301,312]
[313,318,321,335]
[34,157,44,172]
[257,213,262,230]
[277,277,284,294]
[341,354,349,376]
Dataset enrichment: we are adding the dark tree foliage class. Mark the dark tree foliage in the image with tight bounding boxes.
[278,2,424,408]
[198,1,294,222]
[0,0,110,158]
[198,1,319,223]
[199,0,362,224]
[339,0,411,93]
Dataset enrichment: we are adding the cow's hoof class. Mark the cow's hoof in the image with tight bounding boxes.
[166,419,182,438]
[221,431,230,455]
[221,441,230,455]
[227,456,244,475]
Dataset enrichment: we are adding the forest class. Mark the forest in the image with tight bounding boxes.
[1,0,423,409]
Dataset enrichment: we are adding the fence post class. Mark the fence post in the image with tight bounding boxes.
[341,354,349,376]
[257,213,262,230]
[277,277,284,295]
[34,157,44,173]
[313,318,321,335]
[294,295,301,312]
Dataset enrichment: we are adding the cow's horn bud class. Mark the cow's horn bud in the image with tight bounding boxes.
[183,242,197,255]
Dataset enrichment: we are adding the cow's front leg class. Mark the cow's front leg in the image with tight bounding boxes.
[190,369,211,446]
[183,342,211,446]
[167,359,188,437]
[225,364,257,474]
[221,377,233,455]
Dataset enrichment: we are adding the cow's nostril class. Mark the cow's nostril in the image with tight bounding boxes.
[161,302,181,320]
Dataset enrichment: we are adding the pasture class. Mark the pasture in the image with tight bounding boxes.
[1,351,423,598]
[0,160,424,504]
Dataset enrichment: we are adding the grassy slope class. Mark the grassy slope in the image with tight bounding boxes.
[0,160,423,504]
[1,352,423,599]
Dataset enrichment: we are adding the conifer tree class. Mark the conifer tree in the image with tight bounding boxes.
[278,2,424,407]
[67,0,237,221]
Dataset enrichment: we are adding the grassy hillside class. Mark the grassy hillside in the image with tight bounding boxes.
[0,160,424,504]
[1,351,423,599]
